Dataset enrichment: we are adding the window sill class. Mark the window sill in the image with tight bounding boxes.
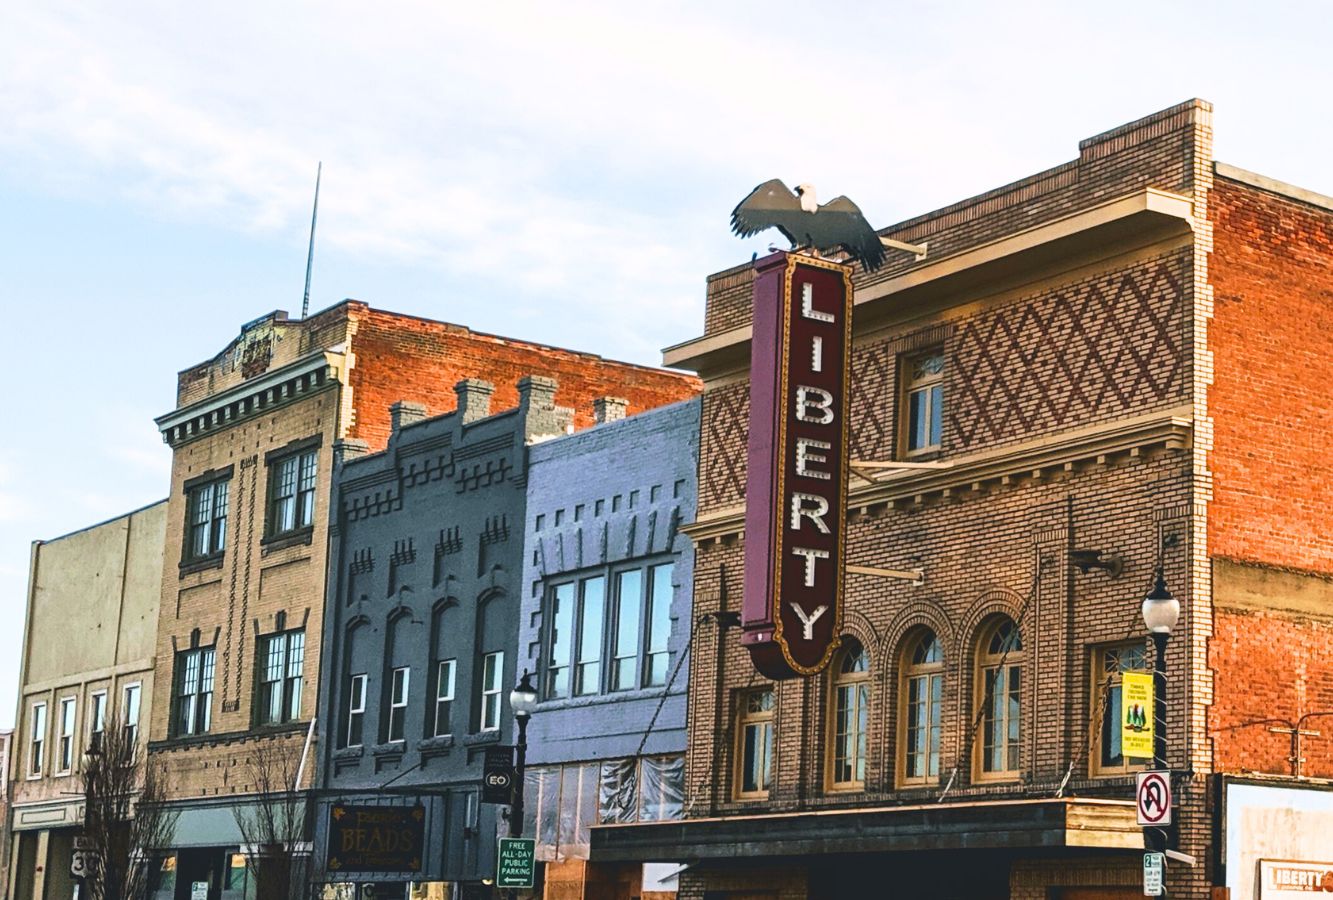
[179,554,225,576]
[332,746,365,762]
[371,742,407,758]
[261,527,315,553]
[418,735,455,759]
[463,731,501,747]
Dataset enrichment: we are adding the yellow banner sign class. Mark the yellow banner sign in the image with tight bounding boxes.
[1121,671,1155,759]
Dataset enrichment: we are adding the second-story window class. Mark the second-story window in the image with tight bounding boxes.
[268,447,318,537]
[546,583,575,698]
[480,651,503,732]
[29,701,47,777]
[122,683,141,746]
[434,660,456,738]
[175,646,215,737]
[1093,642,1151,776]
[644,563,674,687]
[736,688,774,800]
[575,577,605,696]
[345,674,367,747]
[185,476,229,561]
[904,350,944,455]
[387,667,410,743]
[57,697,76,774]
[89,691,107,753]
[257,629,305,725]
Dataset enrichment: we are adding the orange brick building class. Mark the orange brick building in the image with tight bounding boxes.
[591,100,1333,899]
[147,302,698,900]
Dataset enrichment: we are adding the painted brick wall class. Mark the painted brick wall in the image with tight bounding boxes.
[1207,175,1333,574]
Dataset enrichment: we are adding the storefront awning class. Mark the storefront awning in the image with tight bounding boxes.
[590,797,1142,863]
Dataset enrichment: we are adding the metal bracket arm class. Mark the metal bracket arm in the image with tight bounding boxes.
[880,236,929,260]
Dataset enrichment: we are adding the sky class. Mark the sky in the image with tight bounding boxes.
[1,0,1331,728]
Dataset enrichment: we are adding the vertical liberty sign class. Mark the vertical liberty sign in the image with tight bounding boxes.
[742,252,853,679]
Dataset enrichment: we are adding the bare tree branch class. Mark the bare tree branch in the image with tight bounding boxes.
[232,738,309,900]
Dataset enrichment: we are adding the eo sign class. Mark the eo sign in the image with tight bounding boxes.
[742,252,852,679]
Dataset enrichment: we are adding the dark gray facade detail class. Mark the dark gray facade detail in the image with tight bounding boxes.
[313,376,573,886]
[517,398,699,861]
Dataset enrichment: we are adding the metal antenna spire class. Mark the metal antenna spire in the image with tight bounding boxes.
[301,161,322,319]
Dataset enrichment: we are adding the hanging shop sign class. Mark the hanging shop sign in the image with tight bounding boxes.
[326,804,425,874]
[1121,671,1155,759]
[742,251,852,679]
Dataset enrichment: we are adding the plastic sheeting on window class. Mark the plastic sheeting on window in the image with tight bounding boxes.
[523,766,562,862]
[598,758,637,824]
[638,755,684,822]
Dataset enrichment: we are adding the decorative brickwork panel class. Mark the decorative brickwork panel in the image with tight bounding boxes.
[700,383,749,511]
[949,254,1187,450]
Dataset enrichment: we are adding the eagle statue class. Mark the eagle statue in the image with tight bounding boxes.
[731,179,887,273]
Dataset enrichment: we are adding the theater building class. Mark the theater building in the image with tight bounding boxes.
[146,303,698,900]
[592,99,1333,899]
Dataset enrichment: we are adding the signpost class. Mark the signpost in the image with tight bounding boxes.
[742,251,853,680]
[1143,852,1164,896]
[325,804,426,874]
[482,745,516,805]
[1122,671,1155,760]
[496,837,535,890]
[1136,771,1172,826]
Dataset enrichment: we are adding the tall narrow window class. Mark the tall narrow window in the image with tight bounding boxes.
[829,641,870,790]
[736,689,775,799]
[644,563,674,687]
[1092,642,1150,776]
[480,651,504,732]
[387,667,410,742]
[122,683,141,746]
[89,691,108,753]
[976,618,1023,778]
[346,674,367,747]
[175,647,215,737]
[575,577,605,696]
[57,697,76,773]
[29,701,47,777]
[900,630,944,785]
[185,477,229,561]
[546,582,575,698]
[258,629,305,725]
[611,569,642,691]
[269,448,318,536]
[904,351,944,455]
[434,659,456,737]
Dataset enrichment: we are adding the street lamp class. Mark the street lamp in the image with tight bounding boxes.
[1141,565,1177,855]
[508,671,538,839]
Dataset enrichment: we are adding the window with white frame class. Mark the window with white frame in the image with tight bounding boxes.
[122,683,141,746]
[345,674,367,747]
[574,577,605,696]
[185,476,229,561]
[434,660,456,737]
[57,697,76,773]
[89,691,108,753]
[387,667,409,743]
[29,701,47,777]
[257,629,305,725]
[268,447,318,536]
[175,646,215,737]
[480,651,503,732]
[903,350,944,455]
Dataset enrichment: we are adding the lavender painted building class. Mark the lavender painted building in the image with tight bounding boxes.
[516,397,699,884]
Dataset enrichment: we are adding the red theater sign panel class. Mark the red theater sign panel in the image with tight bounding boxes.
[743,252,852,679]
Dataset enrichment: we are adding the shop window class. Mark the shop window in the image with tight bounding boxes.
[900,630,944,786]
[735,688,775,800]
[903,350,944,455]
[257,628,305,725]
[174,646,215,737]
[975,617,1022,779]
[1092,641,1151,776]
[828,640,870,790]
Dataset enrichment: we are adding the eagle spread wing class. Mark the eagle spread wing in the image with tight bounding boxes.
[730,179,887,273]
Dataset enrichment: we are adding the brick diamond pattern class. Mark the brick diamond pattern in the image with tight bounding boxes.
[702,384,749,509]
[850,340,895,460]
[949,257,1185,449]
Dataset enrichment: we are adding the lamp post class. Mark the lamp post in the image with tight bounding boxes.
[508,671,538,839]
[1141,564,1179,855]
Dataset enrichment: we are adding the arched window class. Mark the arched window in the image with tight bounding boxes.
[975,617,1023,778]
[899,630,943,785]
[828,639,870,790]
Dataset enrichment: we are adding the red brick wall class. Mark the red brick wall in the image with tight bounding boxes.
[347,308,701,451]
[1210,607,1333,777]
[1208,176,1333,573]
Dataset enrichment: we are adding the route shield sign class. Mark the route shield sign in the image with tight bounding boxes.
[1136,770,1172,826]
[496,838,535,889]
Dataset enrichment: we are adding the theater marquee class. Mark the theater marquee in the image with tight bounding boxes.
[742,252,852,679]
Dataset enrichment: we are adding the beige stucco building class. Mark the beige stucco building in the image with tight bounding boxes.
[7,501,167,900]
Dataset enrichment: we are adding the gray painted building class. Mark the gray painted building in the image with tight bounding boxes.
[313,376,573,891]
[516,397,698,883]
